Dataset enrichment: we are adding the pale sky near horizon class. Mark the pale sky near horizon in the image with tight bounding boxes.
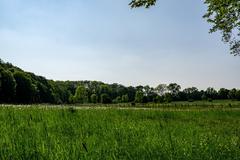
[0,0,239,90]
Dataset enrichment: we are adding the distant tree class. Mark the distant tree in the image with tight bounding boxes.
[136,85,144,92]
[110,83,127,99]
[100,93,111,104]
[121,94,129,103]
[228,88,237,99]
[37,82,54,103]
[113,96,122,103]
[14,72,37,103]
[148,91,158,102]
[143,85,151,95]
[90,94,98,103]
[201,93,207,100]
[100,84,111,94]
[183,87,200,101]
[99,84,112,100]
[167,83,181,96]
[164,93,172,103]
[236,90,240,101]
[153,95,164,103]
[73,85,88,103]
[68,94,74,104]
[154,84,167,96]
[135,90,144,103]
[129,0,240,55]
[218,88,229,99]
[142,96,148,103]
[50,81,71,104]
[127,86,137,102]
[0,69,16,102]
[205,87,218,99]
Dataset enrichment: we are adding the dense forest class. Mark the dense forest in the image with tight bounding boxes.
[0,59,240,104]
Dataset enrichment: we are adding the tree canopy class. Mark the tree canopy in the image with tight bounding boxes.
[0,59,240,104]
[129,0,240,56]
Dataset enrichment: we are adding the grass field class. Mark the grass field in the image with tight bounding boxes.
[0,104,239,159]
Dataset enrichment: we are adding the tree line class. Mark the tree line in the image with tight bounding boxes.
[0,59,240,104]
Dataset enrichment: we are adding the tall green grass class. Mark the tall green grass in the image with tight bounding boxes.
[0,106,239,159]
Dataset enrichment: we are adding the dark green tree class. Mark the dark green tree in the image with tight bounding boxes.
[153,95,164,103]
[228,88,237,99]
[100,93,111,104]
[154,84,167,96]
[0,68,16,102]
[50,81,71,104]
[113,96,122,103]
[37,82,54,103]
[127,86,137,102]
[121,94,129,103]
[183,87,200,101]
[236,90,240,101]
[218,88,229,99]
[206,87,218,99]
[164,93,172,103]
[167,83,181,96]
[135,90,144,103]
[90,94,98,103]
[14,72,37,103]
[73,85,88,103]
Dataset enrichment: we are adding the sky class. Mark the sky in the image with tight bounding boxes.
[0,0,239,90]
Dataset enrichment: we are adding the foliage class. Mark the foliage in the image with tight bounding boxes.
[73,85,88,104]
[167,83,181,98]
[228,88,237,99]
[100,93,111,104]
[135,90,144,103]
[236,90,240,100]
[206,87,218,99]
[121,94,129,103]
[90,94,98,103]
[203,0,240,55]
[0,68,16,102]
[129,0,157,8]
[13,72,37,103]
[218,88,229,99]
[164,93,172,103]
[0,59,240,104]
[154,84,167,96]
[113,96,122,103]
[129,0,240,55]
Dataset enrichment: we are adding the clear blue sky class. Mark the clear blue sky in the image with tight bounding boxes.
[0,0,239,89]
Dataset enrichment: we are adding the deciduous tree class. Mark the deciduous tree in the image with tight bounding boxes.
[73,85,88,103]
[0,68,16,102]
[14,72,37,103]
[129,0,240,55]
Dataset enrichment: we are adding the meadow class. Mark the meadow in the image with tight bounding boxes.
[0,104,239,160]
